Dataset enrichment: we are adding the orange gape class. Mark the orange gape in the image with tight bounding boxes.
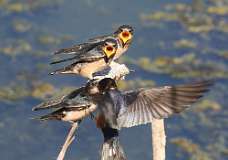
[96,114,106,128]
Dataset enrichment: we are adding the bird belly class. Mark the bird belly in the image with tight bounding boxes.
[79,59,107,78]
[113,45,128,60]
[62,104,97,122]
[96,114,106,129]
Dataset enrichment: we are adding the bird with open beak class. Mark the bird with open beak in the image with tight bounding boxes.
[50,38,119,79]
[52,25,133,62]
[50,25,134,80]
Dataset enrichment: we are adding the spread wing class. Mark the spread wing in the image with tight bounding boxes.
[117,80,213,128]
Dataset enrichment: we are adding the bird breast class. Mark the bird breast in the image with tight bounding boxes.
[79,59,108,78]
[62,104,97,122]
[114,44,129,60]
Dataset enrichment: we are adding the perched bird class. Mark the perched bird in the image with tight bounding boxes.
[32,79,101,122]
[50,38,118,79]
[52,25,134,64]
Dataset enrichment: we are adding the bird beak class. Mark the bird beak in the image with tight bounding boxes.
[119,31,132,45]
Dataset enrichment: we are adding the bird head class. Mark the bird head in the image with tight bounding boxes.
[115,25,134,46]
[85,78,117,95]
[85,79,100,95]
[97,78,117,93]
[101,38,118,59]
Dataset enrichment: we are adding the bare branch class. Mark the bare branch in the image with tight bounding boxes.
[57,122,79,160]
[151,119,166,160]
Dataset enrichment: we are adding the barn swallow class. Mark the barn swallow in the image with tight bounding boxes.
[50,38,118,79]
[91,79,127,160]
[51,25,134,65]
[93,78,213,129]
[32,79,101,122]
[93,78,212,160]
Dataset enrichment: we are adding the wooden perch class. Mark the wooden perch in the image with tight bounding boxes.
[151,119,166,160]
[57,122,79,160]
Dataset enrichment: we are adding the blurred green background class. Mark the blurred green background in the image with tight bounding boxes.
[0,0,227,159]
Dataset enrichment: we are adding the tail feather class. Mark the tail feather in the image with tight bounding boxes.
[50,63,78,75]
[53,43,91,55]
[32,108,65,121]
[101,127,126,160]
[101,137,126,160]
[54,48,77,55]
[50,56,78,65]
[32,99,63,111]
[54,41,103,55]
[50,68,68,75]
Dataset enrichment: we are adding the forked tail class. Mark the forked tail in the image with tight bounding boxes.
[100,127,126,160]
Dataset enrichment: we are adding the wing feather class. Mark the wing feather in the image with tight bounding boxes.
[54,41,103,55]
[32,97,65,111]
[118,80,213,128]
[32,87,85,111]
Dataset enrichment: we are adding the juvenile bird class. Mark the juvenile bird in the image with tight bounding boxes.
[50,38,118,79]
[52,25,134,64]
[32,79,100,122]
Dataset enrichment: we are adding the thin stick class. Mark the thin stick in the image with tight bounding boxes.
[151,119,166,160]
[57,122,79,160]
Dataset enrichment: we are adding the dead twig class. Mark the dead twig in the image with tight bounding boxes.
[57,122,80,160]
